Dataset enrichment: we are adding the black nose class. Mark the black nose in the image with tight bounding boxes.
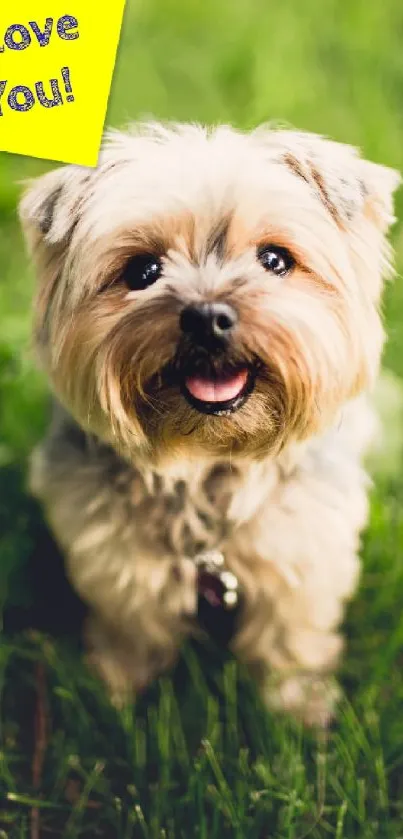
[180,302,238,347]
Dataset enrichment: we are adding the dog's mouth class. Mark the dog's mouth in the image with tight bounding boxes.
[181,364,255,416]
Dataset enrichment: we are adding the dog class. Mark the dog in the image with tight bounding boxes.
[19,122,400,724]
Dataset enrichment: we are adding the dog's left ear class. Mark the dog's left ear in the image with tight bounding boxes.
[356,156,401,231]
[275,131,401,232]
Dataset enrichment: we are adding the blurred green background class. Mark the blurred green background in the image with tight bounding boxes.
[2,1,403,835]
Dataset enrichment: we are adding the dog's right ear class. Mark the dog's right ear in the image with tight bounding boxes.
[19,165,92,255]
[19,166,94,348]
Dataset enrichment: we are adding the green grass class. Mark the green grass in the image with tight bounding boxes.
[2,0,403,835]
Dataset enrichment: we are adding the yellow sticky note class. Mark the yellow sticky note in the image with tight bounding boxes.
[0,2,126,167]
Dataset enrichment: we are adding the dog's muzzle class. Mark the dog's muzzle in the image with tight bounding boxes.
[176,301,255,416]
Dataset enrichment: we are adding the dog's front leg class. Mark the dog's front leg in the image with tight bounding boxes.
[229,550,351,726]
[30,441,198,704]
[81,552,197,705]
[227,472,365,726]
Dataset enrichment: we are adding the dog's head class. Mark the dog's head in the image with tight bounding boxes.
[20,123,400,464]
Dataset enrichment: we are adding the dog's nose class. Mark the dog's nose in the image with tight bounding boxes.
[180,302,238,346]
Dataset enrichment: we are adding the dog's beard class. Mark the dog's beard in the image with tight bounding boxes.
[49,281,358,464]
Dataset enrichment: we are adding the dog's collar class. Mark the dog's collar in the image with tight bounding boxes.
[195,551,242,645]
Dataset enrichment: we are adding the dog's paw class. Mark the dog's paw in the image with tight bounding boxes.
[86,646,135,708]
[84,615,151,706]
[264,672,340,728]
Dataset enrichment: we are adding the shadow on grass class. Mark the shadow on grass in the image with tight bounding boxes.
[1,463,86,638]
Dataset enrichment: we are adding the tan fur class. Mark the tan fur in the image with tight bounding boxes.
[20,122,400,724]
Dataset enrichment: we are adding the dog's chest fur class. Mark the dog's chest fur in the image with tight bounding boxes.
[45,403,283,558]
[90,450,268,558]
[111,460,238,556]
[43,395,375,565]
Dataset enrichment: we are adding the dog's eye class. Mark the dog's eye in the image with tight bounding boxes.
[122,254,162,291]
[257,245,294,276]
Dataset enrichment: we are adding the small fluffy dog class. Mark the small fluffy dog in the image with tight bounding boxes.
[19,123,400,724]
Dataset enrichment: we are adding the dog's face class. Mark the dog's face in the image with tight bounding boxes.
[20,124,400,464]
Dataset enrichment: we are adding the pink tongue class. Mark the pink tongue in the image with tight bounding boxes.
[185,368,248,403]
